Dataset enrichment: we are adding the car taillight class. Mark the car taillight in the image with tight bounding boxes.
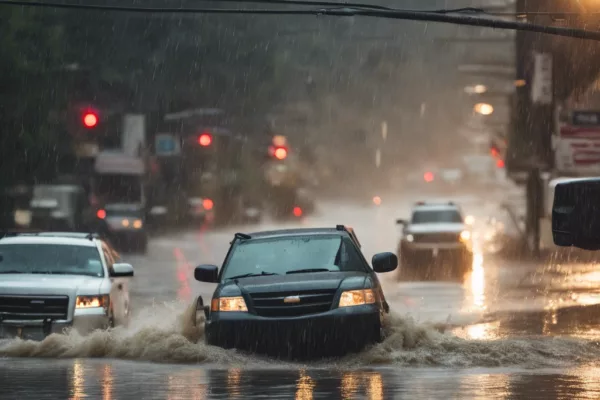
[203,198,214,210]
[293,206,303,217]
[97,209,106,219]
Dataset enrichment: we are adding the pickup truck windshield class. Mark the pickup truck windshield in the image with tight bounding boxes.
[0,244,104,277]
[223,235,366,279]
[412,210,463,224]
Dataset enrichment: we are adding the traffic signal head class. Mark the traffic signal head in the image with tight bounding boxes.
[274,146,288,160]
[82,111,99,128]
[198,132,212,147]
[268,145,288,160]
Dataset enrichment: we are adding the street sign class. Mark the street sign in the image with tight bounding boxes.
[531,53,552,105]
[155,134,180,156]
[572,111,600,126]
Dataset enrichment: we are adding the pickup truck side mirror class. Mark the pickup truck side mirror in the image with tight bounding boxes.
[110,263,134,277]
[553,178,600,250]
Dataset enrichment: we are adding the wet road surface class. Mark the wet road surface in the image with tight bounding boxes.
[3,192,600,399]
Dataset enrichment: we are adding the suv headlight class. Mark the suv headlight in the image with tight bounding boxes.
[210,296,248,312]
[405,234,414,242]
[338,289,376,308]
[460,230,471,242]
[76,295,109,311]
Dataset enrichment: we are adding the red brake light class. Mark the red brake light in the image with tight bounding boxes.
[293,206,303,217]
[198,133,212,147]
[496,159,505,168]
[97,209,106,219]
[203,198,214,210]
[424,172,434,182]
[83,112,98,128]
[274,147,288,160]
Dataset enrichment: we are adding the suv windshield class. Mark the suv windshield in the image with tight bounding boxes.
[0,244,104,277]
[412,210,463,224]
[222,235,366,279]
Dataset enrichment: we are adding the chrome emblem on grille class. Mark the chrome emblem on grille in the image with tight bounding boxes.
[283,296,301,304]
[30,300,45,304]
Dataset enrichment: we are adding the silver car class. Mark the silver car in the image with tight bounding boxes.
[0,232,134,340]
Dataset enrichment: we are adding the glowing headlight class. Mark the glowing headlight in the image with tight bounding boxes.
[76,295,109,310]
[121,219,130,227]
[133,219,143,229]
[406,234,414,242]
[211,296,248,312]
[338,289,376,308]
[460,230,471,241]
[465,215,475,225]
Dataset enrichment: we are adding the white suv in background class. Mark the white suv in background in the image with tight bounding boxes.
[396,202,473,280]
[0,232,134,340]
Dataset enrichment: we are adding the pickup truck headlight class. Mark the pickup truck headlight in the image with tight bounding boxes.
[405,234,414,242]
[460,230,471,242]
[76,295,109,310]
[338,289,376,308]
[210,296,248,312]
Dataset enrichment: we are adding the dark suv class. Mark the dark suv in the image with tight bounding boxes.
[192,225,397,359]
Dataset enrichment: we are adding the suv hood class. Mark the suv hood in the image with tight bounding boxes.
[407,223,466,234]
[218,271,368,296]
[0,274,103,296]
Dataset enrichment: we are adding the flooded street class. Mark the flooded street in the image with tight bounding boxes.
[3,196,600,399]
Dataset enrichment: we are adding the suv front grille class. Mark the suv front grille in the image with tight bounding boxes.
[249,289,337,317]
[413,233,460,243]
[0,295,70,320]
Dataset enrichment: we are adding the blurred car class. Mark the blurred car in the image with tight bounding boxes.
[396,201,473,280]
[95,204,148,253]
[191,225,397,359]
[0,232,134,340]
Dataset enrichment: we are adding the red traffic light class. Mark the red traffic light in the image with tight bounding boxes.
[83,112,98,128]
[293,206,303,217]
[496,159,505,168]
[198,133,212,146]
[96,209,106,219]
[202,198,214,210]
[274,146,288,160]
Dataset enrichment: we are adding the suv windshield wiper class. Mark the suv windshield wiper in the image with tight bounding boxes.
[227,271,279,280]
[286,268,331,274]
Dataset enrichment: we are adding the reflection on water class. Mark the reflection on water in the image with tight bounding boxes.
[470,252,487,311]
[227,368,242,399]
[168,370,208,400]
[295,370,316,400]
[102,365,113,400]
[5,359,600,399]
[461,373,509,400]
[464,321,501,341]
[339,372,384,400]
[367,373,384,400]
[71,359,85,400]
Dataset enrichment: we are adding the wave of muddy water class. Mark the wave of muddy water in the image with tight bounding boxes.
[2,300,600,369]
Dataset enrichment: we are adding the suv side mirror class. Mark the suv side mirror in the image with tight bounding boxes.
[194,264,219,283]
[111,263,134,277]
[553,177,600,250]
[396,219,406,225]
[372,252,398,273]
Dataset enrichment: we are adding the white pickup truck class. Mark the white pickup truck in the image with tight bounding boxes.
[0,232,134,340]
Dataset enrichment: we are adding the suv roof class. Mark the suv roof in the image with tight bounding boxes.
[241,225,362,247]
[0,232,100,247]
[412,202,461,212]
[247,227,346,239]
